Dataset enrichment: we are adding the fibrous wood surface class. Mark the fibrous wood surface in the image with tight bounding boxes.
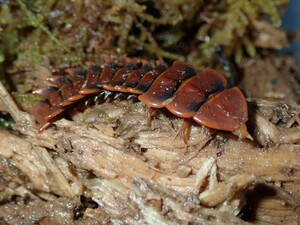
[0,88,299,224]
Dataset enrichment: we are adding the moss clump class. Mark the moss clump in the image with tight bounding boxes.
[196,0,286,65]
[0,0,287,86]
[12,92,45,109]
[0,117,14,129]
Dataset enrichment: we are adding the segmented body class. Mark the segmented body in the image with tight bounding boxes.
[28,60,248,132]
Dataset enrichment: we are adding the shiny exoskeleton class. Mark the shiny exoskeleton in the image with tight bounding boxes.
[28,60,248,132]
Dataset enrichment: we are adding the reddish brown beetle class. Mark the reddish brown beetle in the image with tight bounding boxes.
[28,60,249,137]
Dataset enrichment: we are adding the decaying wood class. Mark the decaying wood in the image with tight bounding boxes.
[0,81,299,224]
[0,82,34,126]
[242,57,300,103]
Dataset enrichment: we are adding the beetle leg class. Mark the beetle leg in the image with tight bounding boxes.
[232,124,253,140]
[147,107,156,127]
[180,119,192,144]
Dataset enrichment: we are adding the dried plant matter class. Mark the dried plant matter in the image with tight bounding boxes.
[0,83,299,224]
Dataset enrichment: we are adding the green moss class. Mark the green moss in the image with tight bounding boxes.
[0,117,14,130]
[0,4,20,63]
[12,92,45,109]
[0,0,287,85]
[197,0,285,65]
